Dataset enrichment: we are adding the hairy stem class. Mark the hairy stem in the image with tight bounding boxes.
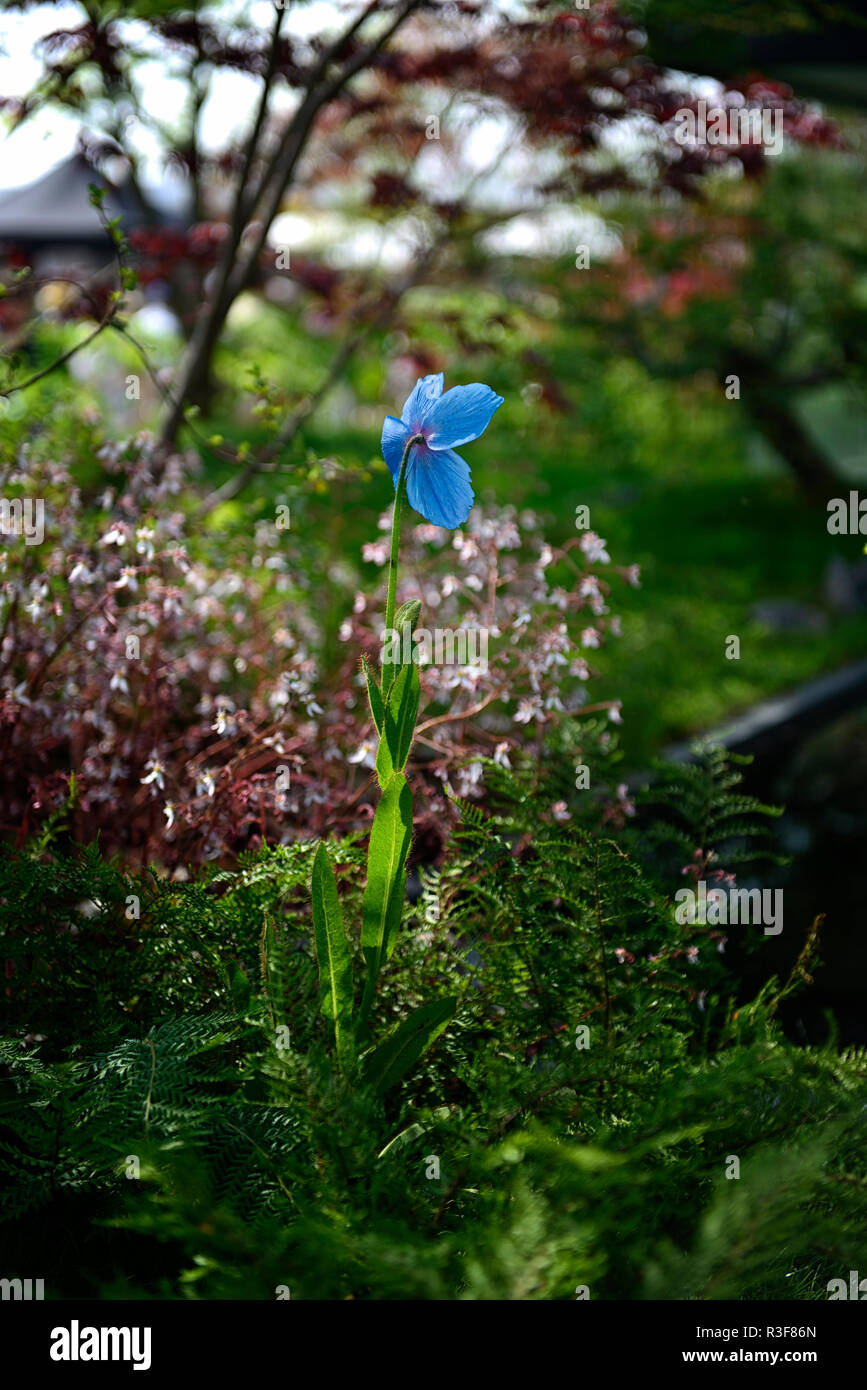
[382,433,421,687]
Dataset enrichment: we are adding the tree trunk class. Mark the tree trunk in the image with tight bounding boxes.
[744,390,841,501]
[727,351,842,501]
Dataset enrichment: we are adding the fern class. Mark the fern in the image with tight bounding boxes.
[0,751,863,1300]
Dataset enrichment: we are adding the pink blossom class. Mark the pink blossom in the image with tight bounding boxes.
[579,531,610,564]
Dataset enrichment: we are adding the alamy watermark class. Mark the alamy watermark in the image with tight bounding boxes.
[0,497,44,545]
[827,491,867,534]
[49,1320,151,1370]
[673,99,784,158]
[1,1276,44,1299]
[827,1270,867,1300]
[380,625,488,673]
[674,881,783,936]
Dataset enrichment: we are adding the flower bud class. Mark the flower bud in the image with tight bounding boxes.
[394,598,421,635]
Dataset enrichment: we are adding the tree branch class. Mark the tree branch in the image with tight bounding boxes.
[157,0,421,447]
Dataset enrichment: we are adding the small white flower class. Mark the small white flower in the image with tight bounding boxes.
[163,801,176,830]
[362,541,389,565]
[453,533,478,560]
[141,755,166,790]
[212,707,235,736]
[110,667,129,695]
[543,649,568,671]
[348,740,376,769]
[514,698,542,725]
[195,771,216,798]
[579,531,610,564]
[135,526,156,561]
[456,761,484,797]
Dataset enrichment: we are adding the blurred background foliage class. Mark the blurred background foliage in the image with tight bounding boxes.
[1,0,866,1301]
[3,0,866,762]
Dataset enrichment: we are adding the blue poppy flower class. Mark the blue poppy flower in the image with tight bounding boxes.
[381,373,503,529]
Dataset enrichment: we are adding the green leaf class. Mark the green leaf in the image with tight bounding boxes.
[311,843,354,1065]
[375,660,420,789]
[226,960,252,1015]
[363,997,457,1093]
[377,1121,426,1158]
[359,773,413,1024]
[361,654,383,736]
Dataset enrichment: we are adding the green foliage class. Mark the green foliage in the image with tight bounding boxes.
[359,772,414,1026]
[637,742,787,874]
[310,844,354,1069]
[375,661,421,788]
[0,752,863,1300]
[361,654,384,736]
[362,997,457,1094]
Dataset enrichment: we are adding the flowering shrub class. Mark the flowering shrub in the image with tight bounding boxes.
[0,412,635,866]
[345,505,635,811]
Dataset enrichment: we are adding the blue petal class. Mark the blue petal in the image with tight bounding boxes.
[400,373,444,433]
[405,443,474,529]
[424,382,504,450]
[381,414,410,483]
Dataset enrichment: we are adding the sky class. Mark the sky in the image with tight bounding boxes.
[0,2,337,193]
[0,1,725,264]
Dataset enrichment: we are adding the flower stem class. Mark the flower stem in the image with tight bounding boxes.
[383,434,421,689]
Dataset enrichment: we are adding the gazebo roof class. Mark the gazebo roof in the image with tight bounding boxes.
[0,153,147,247]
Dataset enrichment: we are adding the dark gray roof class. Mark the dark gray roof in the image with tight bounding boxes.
[0,153,147,246]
